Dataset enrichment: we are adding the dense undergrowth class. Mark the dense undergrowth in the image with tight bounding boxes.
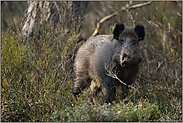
[1,1,182,122]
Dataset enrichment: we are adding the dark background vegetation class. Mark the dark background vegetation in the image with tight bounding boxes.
[1,1,182,122]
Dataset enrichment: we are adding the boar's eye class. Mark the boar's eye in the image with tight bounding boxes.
[119,38,124,42]
[119,39,124,44]
[132,40,137,45]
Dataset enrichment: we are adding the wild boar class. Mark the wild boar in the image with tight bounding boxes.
[73,24,145,103]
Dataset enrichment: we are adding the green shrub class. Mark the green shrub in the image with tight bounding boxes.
[51,99,163,122]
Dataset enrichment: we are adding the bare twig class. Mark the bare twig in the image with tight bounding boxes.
[92,1,152,36]
[104,63,140,103]
[147,20,160,28]
[156,60,165,72]
[54,2,62,21]
[121,91,133,103]
[122,7,135,27]
[124,1,152,10]
[177,12,182,17]
[104,64,135,90]
[147,20,182,36]
[92,11,118,36]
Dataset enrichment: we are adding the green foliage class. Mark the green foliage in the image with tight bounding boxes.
[51,100,162,122]
[1,27,77,121]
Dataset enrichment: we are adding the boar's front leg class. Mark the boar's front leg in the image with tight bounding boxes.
[105,75,116,103]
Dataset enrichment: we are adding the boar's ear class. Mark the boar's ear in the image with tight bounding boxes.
[134,25,145,41]
[113,24,125,40]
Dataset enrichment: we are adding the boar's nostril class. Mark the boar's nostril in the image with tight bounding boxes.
[121,60,131,68]
[122,53,127,61]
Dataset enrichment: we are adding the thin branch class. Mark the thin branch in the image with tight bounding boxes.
[156,60,165,72]
[147,20,160,28]
[121,91,133,103]
[92,11,118,36]
[177,12,182,17]
[54,2,62,21]
[104,64,135,90]
[122,7,135,27]
[92,1,152,37]
[125,1,152,10]
[104,63,138,103]
[147,20,182,36]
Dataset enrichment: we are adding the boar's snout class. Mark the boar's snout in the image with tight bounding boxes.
[121,59,131,68]
[121,53,131,68]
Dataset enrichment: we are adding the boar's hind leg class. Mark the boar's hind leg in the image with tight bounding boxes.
[105,76,116,103]
[72,76,91,97]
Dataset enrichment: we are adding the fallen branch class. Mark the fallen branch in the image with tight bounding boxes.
[92,1,152,36]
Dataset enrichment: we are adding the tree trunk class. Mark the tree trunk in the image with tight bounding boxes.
[22,1,88,37]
